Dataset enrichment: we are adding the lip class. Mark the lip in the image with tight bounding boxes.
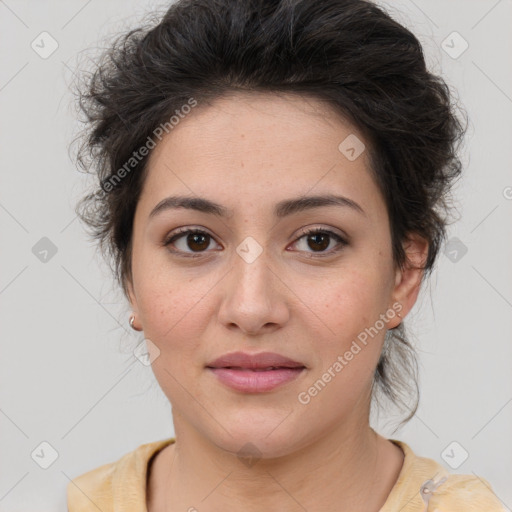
[207,351,305,370]
[206,351,306,393]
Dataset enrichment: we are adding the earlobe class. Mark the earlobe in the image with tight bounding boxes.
[125,280,143,331]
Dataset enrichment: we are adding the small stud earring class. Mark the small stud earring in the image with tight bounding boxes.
[129,314,140,331]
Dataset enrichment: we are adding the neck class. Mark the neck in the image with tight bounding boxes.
[150,415,402,512]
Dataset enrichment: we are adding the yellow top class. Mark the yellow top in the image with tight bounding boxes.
[67,437,505,511]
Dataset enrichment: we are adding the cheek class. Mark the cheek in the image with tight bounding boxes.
[136,277,211,403]
[314,264,391,336]
[133,254,212,356]
[301,265,393,392]
[139,286,208,348]
[294,272,391,417]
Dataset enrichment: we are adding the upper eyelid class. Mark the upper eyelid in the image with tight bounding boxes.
[165,225,346,242]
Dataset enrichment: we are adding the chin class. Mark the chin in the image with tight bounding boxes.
[215,435,297,461]
[206,420,308,461]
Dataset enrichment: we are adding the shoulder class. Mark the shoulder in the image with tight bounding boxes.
[421,473,506,511]
[67,458,116,512]
[381,440,505,512]
[66,438,175,512]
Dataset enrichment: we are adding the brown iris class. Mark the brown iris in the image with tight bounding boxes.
[307,233,330,252]
[187,232,210,251]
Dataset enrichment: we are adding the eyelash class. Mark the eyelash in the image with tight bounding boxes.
[163,227,348,259]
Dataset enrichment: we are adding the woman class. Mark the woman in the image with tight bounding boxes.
[67,0,504,510]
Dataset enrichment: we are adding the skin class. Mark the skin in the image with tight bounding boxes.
[126,91,429,511]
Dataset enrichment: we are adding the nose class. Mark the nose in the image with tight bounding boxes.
[217,248,290,336]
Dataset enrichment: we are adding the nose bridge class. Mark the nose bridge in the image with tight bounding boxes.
[218,237,288,333]
[231,238,275,304]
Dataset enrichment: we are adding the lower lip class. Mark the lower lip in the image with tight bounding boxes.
[207,367,305,392]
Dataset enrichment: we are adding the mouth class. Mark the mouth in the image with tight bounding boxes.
[211,366,302,371]
[205,352,306,393]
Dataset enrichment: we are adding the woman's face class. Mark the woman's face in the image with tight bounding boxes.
[127,92,423,457]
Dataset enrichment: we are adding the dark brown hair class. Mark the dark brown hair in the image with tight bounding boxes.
[72,0,466,427]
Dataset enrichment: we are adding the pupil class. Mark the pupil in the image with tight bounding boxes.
[309,233,329,251]
[188,233,209,251]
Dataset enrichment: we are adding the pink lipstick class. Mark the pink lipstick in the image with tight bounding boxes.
[206,351,306,393]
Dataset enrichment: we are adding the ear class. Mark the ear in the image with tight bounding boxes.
[125,276,139,314]
[387,233,429,329]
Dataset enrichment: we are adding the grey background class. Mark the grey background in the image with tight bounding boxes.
[1,0,511,510]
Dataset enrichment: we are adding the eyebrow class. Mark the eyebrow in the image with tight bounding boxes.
[148,194,366,220]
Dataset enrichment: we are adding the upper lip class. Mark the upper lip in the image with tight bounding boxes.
[206,351,306,370]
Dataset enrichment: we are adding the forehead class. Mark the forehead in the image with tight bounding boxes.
[138,91,383,219]
[158,91,360,146]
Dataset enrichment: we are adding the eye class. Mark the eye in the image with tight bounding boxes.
[290,228,347,256]
[163,227,347,258]
[164,228,221,257]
